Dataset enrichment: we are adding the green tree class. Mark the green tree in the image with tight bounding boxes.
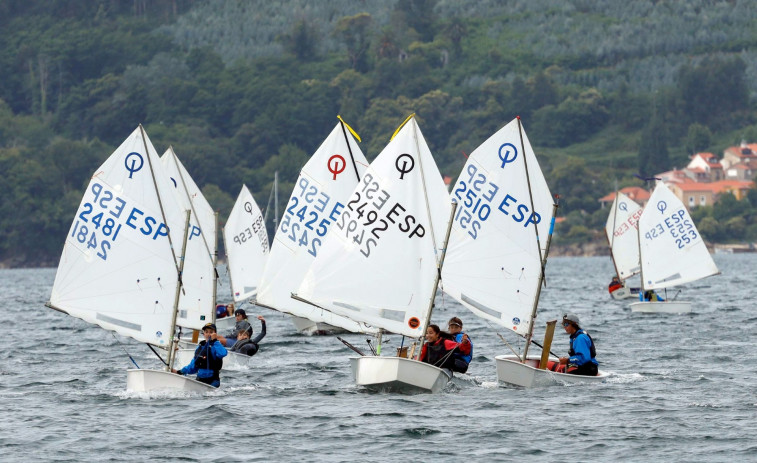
[685,123,712,155]
[333,13,373,72]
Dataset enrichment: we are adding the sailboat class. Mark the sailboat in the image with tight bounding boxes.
[296,115,455,393]
[605,191,642,300]
[256,118,376,335]
[440,117,607,387]
[629,182,719,314]
[47,126,216,392]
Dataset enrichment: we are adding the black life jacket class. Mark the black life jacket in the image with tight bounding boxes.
[425,340,454,367]
[569,329,596,359]
[232,339,260,357]
[193,340,224,379]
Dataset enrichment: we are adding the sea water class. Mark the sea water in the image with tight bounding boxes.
[1,255,755,462]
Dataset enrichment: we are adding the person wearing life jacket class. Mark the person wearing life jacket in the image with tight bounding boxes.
[557,313,599,376]
[173,323,228,387]
[419,324,471,371]
[218,308,252,347]
[447,317,473,373]
[641,289,664,302]
[608,276,623,294]
[230,315,267,357]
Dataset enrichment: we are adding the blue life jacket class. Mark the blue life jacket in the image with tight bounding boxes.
[568,329,598,366]
[453,332,473,364]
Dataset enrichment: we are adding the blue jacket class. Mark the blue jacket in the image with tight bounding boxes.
[452,332,473,364]
[178,338,228,382]
[568,329,598,367]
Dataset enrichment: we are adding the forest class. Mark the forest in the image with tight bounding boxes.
[3,0,757,266]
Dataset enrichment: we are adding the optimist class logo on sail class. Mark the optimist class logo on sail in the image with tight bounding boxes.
[453,142,543,240]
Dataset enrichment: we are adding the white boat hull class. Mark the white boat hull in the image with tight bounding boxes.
[290,316,347,335]
[349,356,452,393]
[630,300,692,313]
[610,286,640,300]
[215,316,236,333]
[174,348,253,370]
[495,355,608,388]
[126,369,216,392]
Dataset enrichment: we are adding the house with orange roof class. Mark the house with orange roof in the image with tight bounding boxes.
[686,152,723,182]
[598,186,651,208]
[722,141,757,173]
[670,179,754,209]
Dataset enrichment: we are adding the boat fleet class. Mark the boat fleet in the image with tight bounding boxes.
[46,114,716,395]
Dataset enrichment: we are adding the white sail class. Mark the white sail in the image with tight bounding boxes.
[49,127,188,347]
[160,148,217,330]
[638,183,719,290]
[605,192,642,280]
[297,118,451,338]
[224,184,269,301]
[441,118,554,338]
[256,122,372,333]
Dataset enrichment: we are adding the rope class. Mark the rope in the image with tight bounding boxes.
[111,332,140,369]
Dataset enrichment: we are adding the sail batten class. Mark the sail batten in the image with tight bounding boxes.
[638,183,719,290]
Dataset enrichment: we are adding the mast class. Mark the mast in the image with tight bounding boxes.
[607,185,622,280]
[212,211,219,319]
[337,115,361,182]
[415,200,458,359]
[167,210,192,372]
[522,202,558,362]
[516,116,558,362]
[274,171,279,233]
[637,219,645,295]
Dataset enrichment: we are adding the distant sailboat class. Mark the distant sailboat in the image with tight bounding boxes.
[296,115,455,393]
[256,119,376,335]
[630,182,719,313]
[47,126,216,392]
[605,191,642,300]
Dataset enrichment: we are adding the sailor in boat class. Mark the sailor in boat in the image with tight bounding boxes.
[230,315,267,357]
[641,290,664,302]
[218,308,252,347]
[173,323,228,387]
[419,325,472,371]
[446,317,473,373]
[549,314,599,376]
[608,276,623,295]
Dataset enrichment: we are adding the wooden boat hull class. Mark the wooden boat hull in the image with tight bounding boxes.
[630,300,691,313]
[174,349,253,370]
[126,369,216,392]
[495,355,608,388]
[290,315,348,335]
[350,356,452,393]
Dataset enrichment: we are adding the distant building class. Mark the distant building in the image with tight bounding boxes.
[669,179,753,209]
[598,186,650,208]
[686,153,723,182]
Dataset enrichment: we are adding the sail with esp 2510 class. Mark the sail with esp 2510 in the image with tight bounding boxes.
[47,126,217,392]
[440,117,608,387]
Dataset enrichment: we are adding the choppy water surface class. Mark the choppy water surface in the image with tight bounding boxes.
[2,254,756,462]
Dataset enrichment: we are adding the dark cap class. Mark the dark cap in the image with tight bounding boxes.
[234,308,246,317]
[202,323,217,332]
